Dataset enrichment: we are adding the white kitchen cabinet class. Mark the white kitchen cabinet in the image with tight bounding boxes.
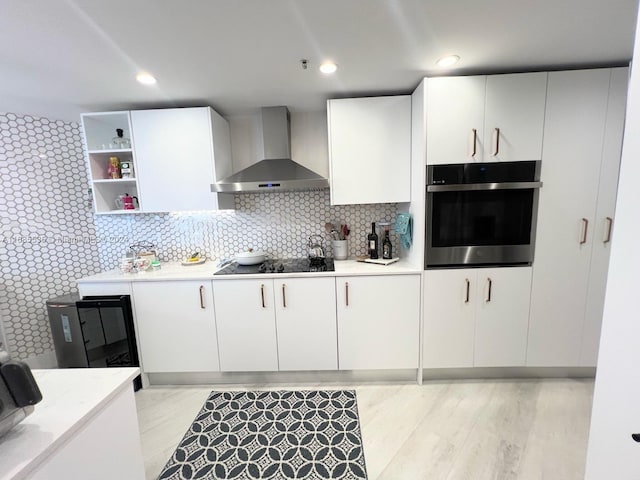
[81,112,142,214]
[527,68,628,367]
[274,277,337,371]
[423,267,532,368]
[131,281,220,373]
[131,107,234,212]
[426,72,547,164]
[212,279,279,372]
[327,96,411,205]
[336,275,420,370]
[213,277,337,372]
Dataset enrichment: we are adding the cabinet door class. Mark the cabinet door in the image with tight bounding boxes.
[527,69,611,366]
[212,279,278,372]
[474,267,532,367]
[336,275,419,370]
[132,281,219,373]
[328,96,411,205]
[426,76,487,164]
[131,107,231,212]
[581,67,628,366]
[484,72,548,162]
[274,277,337,371]
[423,269,475,368]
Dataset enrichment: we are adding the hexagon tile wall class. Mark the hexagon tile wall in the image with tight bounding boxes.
[0,112,101,360]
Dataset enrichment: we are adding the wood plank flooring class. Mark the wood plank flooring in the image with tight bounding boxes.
[135,378,593,480]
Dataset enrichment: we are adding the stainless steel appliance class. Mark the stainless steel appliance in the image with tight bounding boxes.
[425,161,542,268]
[215,257,335,275]
[0,349,42,438]
[46,294,141,390]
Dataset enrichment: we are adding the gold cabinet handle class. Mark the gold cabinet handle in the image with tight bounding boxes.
[492,128,500,156]
[604,216,613,244]
[199,285,205,309]
[260,284,265,308]
[345,282,349,307]
[580,218,589,245]
[469,129,477,157]
[486,278,492,303]
[464,278,470,303]
[282,283,286,308]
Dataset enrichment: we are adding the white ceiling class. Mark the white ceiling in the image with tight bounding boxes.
[1,0,638,122]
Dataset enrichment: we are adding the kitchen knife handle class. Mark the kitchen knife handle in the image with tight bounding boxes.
[580,218,589,245]
[199,285,205,309]
[469,129,477,157]
[345,282,349,307]
[486,278,493,303]
[604,216,613,244]
[464,278,470,303]
[282,284,286,308]
[492,128,500,156]
[261,284,266,308]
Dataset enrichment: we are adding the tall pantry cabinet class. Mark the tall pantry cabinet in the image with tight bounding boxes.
[526,68,628,367]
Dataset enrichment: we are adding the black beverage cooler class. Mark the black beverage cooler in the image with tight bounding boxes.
[46,294,142,390]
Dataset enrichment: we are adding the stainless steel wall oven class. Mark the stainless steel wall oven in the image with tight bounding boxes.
[425,161,542,268]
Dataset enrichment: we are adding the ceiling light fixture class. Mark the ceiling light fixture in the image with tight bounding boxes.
[136,72,157,85]
[319,62,338,74]
[436,55,460,68]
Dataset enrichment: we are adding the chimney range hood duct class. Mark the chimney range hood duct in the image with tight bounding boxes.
[211,106,329,193]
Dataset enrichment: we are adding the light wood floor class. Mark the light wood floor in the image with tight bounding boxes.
[135,378,594,480]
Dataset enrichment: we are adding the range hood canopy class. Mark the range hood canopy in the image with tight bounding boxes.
[212,106,329,193]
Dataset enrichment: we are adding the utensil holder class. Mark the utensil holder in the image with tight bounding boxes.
[332,239,348,260]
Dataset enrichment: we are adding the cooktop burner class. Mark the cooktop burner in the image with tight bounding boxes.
[214,258,335,275]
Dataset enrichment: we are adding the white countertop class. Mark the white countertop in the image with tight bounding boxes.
[77,258,422,283]
[0,367,139,480]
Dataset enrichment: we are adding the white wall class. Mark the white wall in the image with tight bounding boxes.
[585,10,640,479]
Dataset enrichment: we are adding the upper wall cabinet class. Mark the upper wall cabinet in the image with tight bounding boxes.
[130,107,234,212]
[426,72,548,164]
[81,107,234,213]
[327,96,411,205]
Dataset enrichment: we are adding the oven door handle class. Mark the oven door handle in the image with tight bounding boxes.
[427,181,543,192]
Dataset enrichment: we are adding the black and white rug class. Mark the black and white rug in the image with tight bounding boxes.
[158,390,368,480]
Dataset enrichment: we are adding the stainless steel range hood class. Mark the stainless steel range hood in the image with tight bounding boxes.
[211,106,329,193]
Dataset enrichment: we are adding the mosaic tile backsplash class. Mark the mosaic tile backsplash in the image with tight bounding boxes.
[94,190,401,269]
[0,112,101,360]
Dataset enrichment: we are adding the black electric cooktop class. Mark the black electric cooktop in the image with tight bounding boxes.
[215,258,335,275]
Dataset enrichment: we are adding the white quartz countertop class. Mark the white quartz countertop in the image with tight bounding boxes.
[77,258,422,283]
[0,367,139,480]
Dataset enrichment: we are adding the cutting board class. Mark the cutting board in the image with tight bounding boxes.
[362,257,400,266]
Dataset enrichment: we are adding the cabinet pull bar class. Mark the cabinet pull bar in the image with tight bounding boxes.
[469,129,477,157]
[345,282,349,307]
[260,284,265,308]
[604,216,613,244]
[199,285,205,309]
[486,278,492,303]
[282,284,286,308]
[580,218,589,245]
[464,278,470,303]
[492,128,500,156]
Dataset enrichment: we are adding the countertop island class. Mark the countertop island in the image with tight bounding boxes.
[0,367,144,480]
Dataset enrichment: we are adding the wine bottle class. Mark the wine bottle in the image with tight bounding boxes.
[382,228,392,259]
[368,222,379,259]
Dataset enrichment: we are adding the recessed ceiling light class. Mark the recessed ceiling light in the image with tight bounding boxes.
[436,55,460,68]
[136,72,157,85]
[319,62,338,74]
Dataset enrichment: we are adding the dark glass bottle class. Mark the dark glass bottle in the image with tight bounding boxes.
[382,228,392,259]
[368,222,379,259]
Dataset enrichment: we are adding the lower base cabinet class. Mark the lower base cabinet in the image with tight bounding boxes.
[423,267,532,368]
[131,281,220,373]
[336,275,420,370]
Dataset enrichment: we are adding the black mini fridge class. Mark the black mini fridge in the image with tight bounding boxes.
[46,294,142,390]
